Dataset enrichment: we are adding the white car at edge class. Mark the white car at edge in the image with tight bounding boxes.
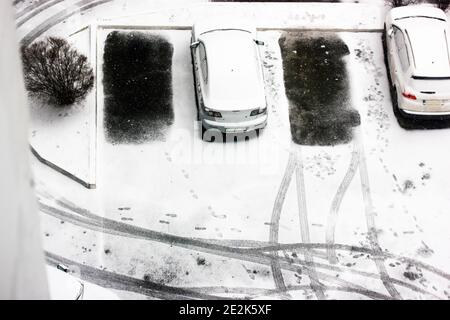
[384,5,450,118]
[190,21,268,140]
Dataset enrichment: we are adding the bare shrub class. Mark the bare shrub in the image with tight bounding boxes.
[386,0,450,10]
[21,37,94,106]
[385,0,419,6]
[431,0,450,11]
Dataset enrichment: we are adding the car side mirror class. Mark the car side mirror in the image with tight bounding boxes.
[254,39,265,46]
[190,41,200,49]
[387,28,394,39]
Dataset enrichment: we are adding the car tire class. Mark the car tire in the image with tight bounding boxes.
[201,124,208,141]
[392,87,402,116]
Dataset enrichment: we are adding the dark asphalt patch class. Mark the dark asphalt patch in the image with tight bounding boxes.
[103,31,174,144]
[279,32,360,146]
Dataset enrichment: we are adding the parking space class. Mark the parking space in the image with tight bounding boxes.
[94,29,293,241]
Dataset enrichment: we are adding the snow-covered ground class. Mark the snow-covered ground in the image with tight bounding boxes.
[16,0,450,300]
[29,25,96,188]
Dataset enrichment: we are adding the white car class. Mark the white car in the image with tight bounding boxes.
[190,21,268,140]
[384,6,450,117]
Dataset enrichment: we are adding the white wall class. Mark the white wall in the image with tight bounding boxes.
[0,1,48,299]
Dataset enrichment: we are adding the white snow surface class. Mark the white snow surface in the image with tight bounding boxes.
[15,0,450,300]
[29,25,96,187]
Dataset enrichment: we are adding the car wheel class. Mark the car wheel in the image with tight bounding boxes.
[256,128,264,137]
[201,124,208,141]
[392,88,402,116]
[391,87,417,128]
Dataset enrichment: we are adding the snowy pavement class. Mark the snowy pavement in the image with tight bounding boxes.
[16,0,450,300]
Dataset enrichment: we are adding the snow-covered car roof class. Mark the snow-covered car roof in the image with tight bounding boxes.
[390,5,448,22]
[197,28,265,111]
[390,6,450,78]
[406,23,450,78]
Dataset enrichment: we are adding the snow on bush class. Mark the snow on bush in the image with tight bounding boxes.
[21,37,94,106]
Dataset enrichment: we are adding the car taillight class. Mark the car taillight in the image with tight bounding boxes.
[250,107,267,116]
[402,92,417,100]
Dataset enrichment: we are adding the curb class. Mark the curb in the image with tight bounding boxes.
[30,145,96,189]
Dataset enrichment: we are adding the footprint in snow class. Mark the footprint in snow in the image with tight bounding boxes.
[211,212,227,219]
[190,189,199,199]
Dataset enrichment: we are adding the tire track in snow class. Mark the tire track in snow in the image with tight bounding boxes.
[189,285,310,297]
[45,252,227,300]
[38,189,450,291]
[38,200,443,299]
[355,131,402,300]
[41,190,450,288]
[190,284,390,300]
[294,148,326,300]
[250,242,450,283]
[326,142,360,264]
[16,0,68,28]
[15,0,51,20]
[21,0,112,46]
[47,246,394,300]
[41,203,394,300]
[269,152,296,296]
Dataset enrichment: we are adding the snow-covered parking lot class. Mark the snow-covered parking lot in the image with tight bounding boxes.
[16,0,450,299]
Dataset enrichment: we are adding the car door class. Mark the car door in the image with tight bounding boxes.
[254,36,266,98]
[193,41,208,110]
[391,26,410,92]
